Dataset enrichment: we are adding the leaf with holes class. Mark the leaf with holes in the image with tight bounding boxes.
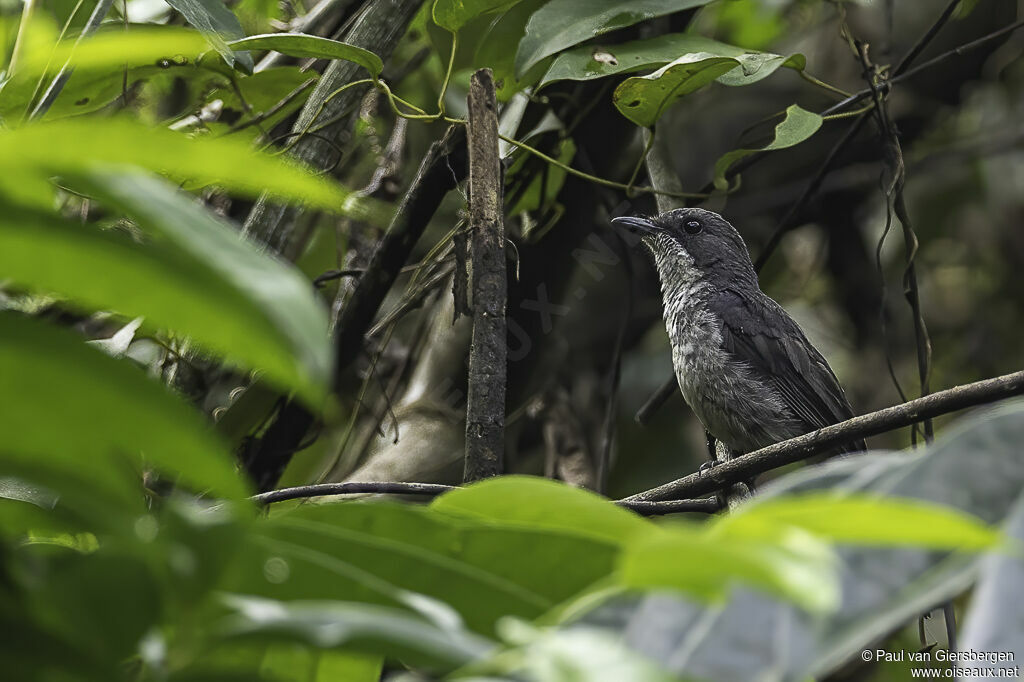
[612,53,739,127]
[712,104,822,189]
[514,0,713,77]
[542,32,804,89]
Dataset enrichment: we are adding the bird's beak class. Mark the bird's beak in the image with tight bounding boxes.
[611,215,661,236]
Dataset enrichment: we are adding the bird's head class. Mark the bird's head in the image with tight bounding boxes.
[612,208,758,289]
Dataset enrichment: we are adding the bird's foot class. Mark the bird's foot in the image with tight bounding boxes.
[698,460,717,477]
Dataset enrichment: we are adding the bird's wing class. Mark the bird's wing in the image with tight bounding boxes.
[711,288,862,449]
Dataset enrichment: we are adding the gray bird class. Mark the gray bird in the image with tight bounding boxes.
[612,208,864,459]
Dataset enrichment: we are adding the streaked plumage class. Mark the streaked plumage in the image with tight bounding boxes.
[612,208,863,456]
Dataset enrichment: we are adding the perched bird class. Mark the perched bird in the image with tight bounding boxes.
[612,208,864,460]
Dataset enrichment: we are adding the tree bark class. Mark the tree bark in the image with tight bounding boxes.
[463,69,507,482]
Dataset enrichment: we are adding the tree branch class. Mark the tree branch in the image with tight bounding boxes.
[621,370,1024,503]
[331,125,466,393]
[242,0,422,255]
[463,69,507,482]
[251,481,721,515]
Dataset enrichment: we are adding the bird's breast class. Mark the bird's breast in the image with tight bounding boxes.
[661,289,798,453]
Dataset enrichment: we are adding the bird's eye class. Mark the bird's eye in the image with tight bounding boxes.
[684,220,703,235]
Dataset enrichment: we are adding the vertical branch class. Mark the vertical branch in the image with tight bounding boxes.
[463,69,507,482]
[634,128,685,425]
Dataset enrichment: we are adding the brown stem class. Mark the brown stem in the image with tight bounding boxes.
[463,69,507,483]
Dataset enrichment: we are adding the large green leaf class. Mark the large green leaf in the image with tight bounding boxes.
[514,0,712,77]
[960,495,1024,664]
[571,401,1024,681]
[612,53,738,127]
[474,621,682,682]
[431,475,652,545]
[218,595,494,671]
[165,0,254,72]
[84,172,332,406]
[718,494,1001,551]
[0,313,246,499]
[0,27,213,123]
[472,0,549,101]
[618,522,839,614]
[712,104,822,189]
[0,183,329,406]
[431,0,523,33]
[224,502,618,635]
[15,27,213,76]
[541,32,804,88]
[0,117,353,210]
[227,34,383,77]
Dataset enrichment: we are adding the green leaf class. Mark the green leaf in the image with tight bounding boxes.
[0,176,330,406]
[719,494,1002,551]
[472,0,549,101]
[225,502,618,635]
[541,32,803,88]
[26,550,163,662]
[0,117,353,210]
[314,650,384,682]
[0,313,246,499]
[514,0,713,77]
[219,595,494,671]
[478,620,682,682]
[431,475,652,545]
[611,53,742,127]
[227,34,383,77]
[712,104,822,189]
[15,26,213,77]
[0,27,213,122]
[165,0,254,72]
[431,0,523,33]
[618,523,839,613]
[88,172,331,405]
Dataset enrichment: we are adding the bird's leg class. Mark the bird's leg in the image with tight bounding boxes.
[698,431,718,476]
[714,443,754,511]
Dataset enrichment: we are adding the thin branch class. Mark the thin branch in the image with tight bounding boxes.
[893,0,962,77]
[635,377,679,426]
[621,370,1024,503]
[252,481,721,515]
[331,125,467,394]
[253,481,455,504]
[463,69,507,482]
[893,18,1024,85]
[753,113,870,273]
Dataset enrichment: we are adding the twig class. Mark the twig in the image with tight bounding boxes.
[251,481,721,515]
[636,377,679,425]
[893,0,962,77]
[253,481,456,504]
[331,126,467,394]
[226,78,317,136]
[463,69,507,482]
[893,18,1024,85]
[705,14,1024,195]
[242,0,422,254]
[753,113,870,273]
[621,370,1024,503]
